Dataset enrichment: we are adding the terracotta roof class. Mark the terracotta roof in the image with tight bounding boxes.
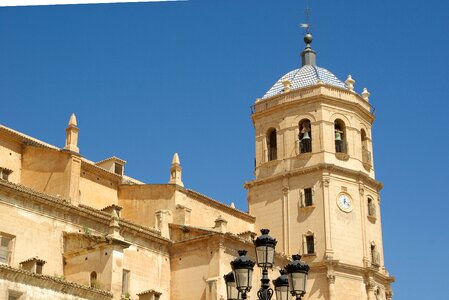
[101,204,123,212]
[0,264,113,298]
[95,156,127,165]
[0,167,13,174]
[20,257,47,265]
[137,289,162,296]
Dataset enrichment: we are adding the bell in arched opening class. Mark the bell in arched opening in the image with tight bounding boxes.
[299,120,312,153]
[334,120,347,153]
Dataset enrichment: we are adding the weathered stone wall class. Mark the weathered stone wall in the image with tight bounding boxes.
[0,135,22,184]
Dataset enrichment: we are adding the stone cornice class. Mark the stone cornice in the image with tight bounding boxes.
[0,180,170,246]
[176,186,255,223]
[334,262,395,284]
[245,163,383,192]
[0,264,113,299]
[0,124,60,150]
[252,85,374,124]
[302,260,394,285]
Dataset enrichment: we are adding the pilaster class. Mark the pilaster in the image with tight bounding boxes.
[282,177,290,254]
[322,174,333,257]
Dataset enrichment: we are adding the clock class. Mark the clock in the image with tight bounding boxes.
[337,193,353,212]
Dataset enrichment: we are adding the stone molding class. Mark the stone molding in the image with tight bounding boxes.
[0,180,170,246]
[179,187,255,222]
[0,264,112,299]
[245,163,382,191]
[0,125,60,150]
[252,85,374,122]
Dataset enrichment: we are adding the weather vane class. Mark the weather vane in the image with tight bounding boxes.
[300,0,312,33]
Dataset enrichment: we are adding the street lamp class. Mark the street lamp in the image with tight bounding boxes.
[224,271,240,300]
[225,230,309,300]
[285,254,310,300]
[230,250,255,299]
[272,269,289,300]
[253,229,277,300]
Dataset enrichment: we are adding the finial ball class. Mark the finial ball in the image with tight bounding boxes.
[304,33,313,44]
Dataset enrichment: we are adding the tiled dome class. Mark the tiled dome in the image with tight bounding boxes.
[262,65,347,99]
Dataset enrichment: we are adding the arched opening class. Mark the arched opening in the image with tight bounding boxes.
[298,119,312,153]
[90,271,97,288]
[367,197,376,217]
[334,119,347,153]
[267,128,277,161]
[361,129,371,165]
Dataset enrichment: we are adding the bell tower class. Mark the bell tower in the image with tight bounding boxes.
[245,32,394,299]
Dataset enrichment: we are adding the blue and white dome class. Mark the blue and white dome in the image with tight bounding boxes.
[262,65,347,99]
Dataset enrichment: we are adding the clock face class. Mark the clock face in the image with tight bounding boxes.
[337,194,352,212]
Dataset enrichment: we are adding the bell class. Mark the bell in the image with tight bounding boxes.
[335,131,342,141]
[302,131,310,140]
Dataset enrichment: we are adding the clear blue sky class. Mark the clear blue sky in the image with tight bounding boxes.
[1,1,448,299]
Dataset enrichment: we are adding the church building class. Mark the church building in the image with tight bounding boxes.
[0,30,393,300]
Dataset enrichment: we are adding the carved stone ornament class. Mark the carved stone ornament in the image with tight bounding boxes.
[327,274,336,284]
[335,152,350,161]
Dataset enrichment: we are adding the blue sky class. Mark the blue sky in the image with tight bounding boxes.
[1,1,448,299]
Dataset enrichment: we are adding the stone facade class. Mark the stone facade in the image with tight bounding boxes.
[0,34,393,300]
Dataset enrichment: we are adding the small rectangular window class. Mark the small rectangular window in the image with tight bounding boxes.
[304,188,313,206]
[122,269,130,295]
[0,235,13,264]
[154,295,160,300]
[306,235,315,254]
[36,262,43,274]
[114,163,123,175]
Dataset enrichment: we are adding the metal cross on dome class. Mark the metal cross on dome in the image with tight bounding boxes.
[299,0,312,33]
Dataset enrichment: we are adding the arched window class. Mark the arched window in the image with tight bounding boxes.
[367,197,376,217]
[90,271,97,288]
[334,119,347,153]
[361,129,371,165]
[298,119,312,153]
[267,128,277,161]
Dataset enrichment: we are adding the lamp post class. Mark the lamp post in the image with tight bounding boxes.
[224,271,240,300]
[285,254,310,300]
[226,229,309,300]
[253,229,277,300]
[272,269,289,300]
[230,250,255,299]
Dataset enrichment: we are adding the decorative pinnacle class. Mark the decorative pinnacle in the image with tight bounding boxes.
[345,75,355,91]
[172,152,180,165]
[362,88,371,101]
[68,113,77,127]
